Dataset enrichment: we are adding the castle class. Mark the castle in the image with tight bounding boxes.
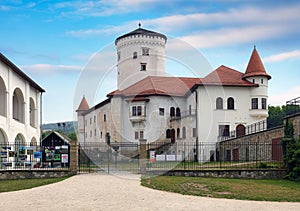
[76,27,271,161]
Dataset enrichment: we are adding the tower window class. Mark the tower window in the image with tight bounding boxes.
[159,108,164,116]
[227,97,234,110]
[140,63,147,71]
[133,52,137,59]
[262,98,267,109]
[261,78,264,84]
[142,48,149,56]
[251,98,258,109]
[117,52,120,61]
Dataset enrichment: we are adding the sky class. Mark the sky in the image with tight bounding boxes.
[1,0,300,124]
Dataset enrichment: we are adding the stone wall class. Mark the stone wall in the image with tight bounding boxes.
[0,170,73,180]
[284,113,300,139]
[147,169,286,179]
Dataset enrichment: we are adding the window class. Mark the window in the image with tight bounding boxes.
[133,52,137,59]
[262,98,267,109]
[189,105,192,115]
[216,97,223,109]
[219,125,230,137]
[251,98,258,109]
[104,114,106,122]
[94,129,96,136]
[176,107,181,117]
[182,127,186,139]
[29,98,36,127]
[0,77,7,117]
[159,108,164,116]
[140,131,144,139]
[100,132,102,139]
[94,116,96,123]
[140,63,147,71]
[166,129,171,138]
[252,79,255,83]
[132,106,143,116]
[135,131,139,140]
[170,107,175,117]
[117,52,120,61]
[261,78,264,84]
[227,97,234,110]
[142,47,149,56]
[177,128,180,138]
[192,128,197,137]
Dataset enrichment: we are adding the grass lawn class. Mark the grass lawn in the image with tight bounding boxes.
[0,176,70,193]
[141,176,300,202]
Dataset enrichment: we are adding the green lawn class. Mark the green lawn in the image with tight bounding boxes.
[0,177,70,193]
[141,176,300,202]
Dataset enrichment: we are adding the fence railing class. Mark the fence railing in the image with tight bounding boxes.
[218,119,267,142]
[0,143,69,170]
[286,97,300,116]
[146,141,284,171]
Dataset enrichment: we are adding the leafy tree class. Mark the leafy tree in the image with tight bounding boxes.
[267,105,286,128]
[282,120,300,180]
[68,132,77,141]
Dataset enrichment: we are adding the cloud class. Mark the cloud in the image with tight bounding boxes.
[22,64,82,75]
[269,86,300,106]
[264,50,300,63]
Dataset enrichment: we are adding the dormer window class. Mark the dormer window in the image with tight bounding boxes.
[142,47,149,56]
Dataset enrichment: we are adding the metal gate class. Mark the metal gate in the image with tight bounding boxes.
[78,142,140,174]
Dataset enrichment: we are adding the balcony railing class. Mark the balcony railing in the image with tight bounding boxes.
[170,109,196,121]
[286,97,300,116]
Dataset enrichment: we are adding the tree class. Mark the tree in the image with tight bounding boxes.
[68,132,77,141]
[267,105,286,128]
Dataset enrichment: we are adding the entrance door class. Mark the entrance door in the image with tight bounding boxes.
[272,138,283,161]
[236,124,246,137]
[170,129,175,143]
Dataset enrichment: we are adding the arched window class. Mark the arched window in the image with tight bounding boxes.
[30,137,37,146]
[166,129,171,138]
[15,133,25,146]
[170,129,175,143]
[182,127,186,139]
[176,107,181,117]
[216,97,223,109]
[227,97,234,110]
[13,88,25,123]
[0,129,8,146]
[0,77,7,117]
[133,51,137,59]
[177,128,180,138]
[170,107,175,117]
[29,98,36,128]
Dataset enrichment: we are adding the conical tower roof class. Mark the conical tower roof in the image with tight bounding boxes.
[243,47,271,80]
[76,96,89,112]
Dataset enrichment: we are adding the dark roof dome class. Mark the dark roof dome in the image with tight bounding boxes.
[115,27,167,45]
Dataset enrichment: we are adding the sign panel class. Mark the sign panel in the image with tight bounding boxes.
[155,155,165,161]
[61,154,68,163]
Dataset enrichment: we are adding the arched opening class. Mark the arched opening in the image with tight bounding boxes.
[177,128,180,138]
[227,97,234,110]
[170,107,175,117]
[182,127,186,139]
[0,129,8,146]
[133,51,137,59]
[176,107,181,117]
[0,77,7,117]
[29,98,36,127]
[13,88,25,123]
[166,129,171,138]
[30,137,37,146]
[216,97,223,109]
[236,124,246,137]
[15,133,25,146]
[170,129,175,143]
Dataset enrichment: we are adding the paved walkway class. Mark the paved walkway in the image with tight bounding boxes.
[1,173,300,211]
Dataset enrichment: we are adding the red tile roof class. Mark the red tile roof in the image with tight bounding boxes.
[76,96,90,111]
[243,47,271,79]
[202,65,258,87]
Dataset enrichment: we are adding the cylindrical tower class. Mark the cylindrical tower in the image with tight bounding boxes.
[115,25,167,90]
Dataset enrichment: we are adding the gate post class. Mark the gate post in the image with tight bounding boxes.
[69,140,78,175]
[139,139,147,174]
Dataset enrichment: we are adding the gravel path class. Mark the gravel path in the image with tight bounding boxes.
[0,173,300,211]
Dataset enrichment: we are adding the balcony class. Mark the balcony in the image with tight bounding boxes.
[249,109,268,118]
[130,114,146,123]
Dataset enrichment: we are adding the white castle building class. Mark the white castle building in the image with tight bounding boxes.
[0,53,45,146]
[76,27,271,161]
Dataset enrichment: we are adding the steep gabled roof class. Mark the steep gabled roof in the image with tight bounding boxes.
[76,96,90,112]
[108,76,201,98]
[0,53,45,92]
[202,65,258,87]
[243,47,271,79]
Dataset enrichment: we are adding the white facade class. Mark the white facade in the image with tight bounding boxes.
[0,53,44,146]
[77,27,271,161]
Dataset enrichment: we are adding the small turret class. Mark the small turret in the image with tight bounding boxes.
[76,96,89,143]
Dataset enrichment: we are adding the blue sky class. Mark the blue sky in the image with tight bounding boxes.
[1,0,300,123]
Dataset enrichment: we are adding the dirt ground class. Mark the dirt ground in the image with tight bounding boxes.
[0,173,300,211]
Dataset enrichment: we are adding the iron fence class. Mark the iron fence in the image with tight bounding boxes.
[78,142,140,173]
[146,141,284,171]
[286,97,300,116]
[0,143,69,170]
